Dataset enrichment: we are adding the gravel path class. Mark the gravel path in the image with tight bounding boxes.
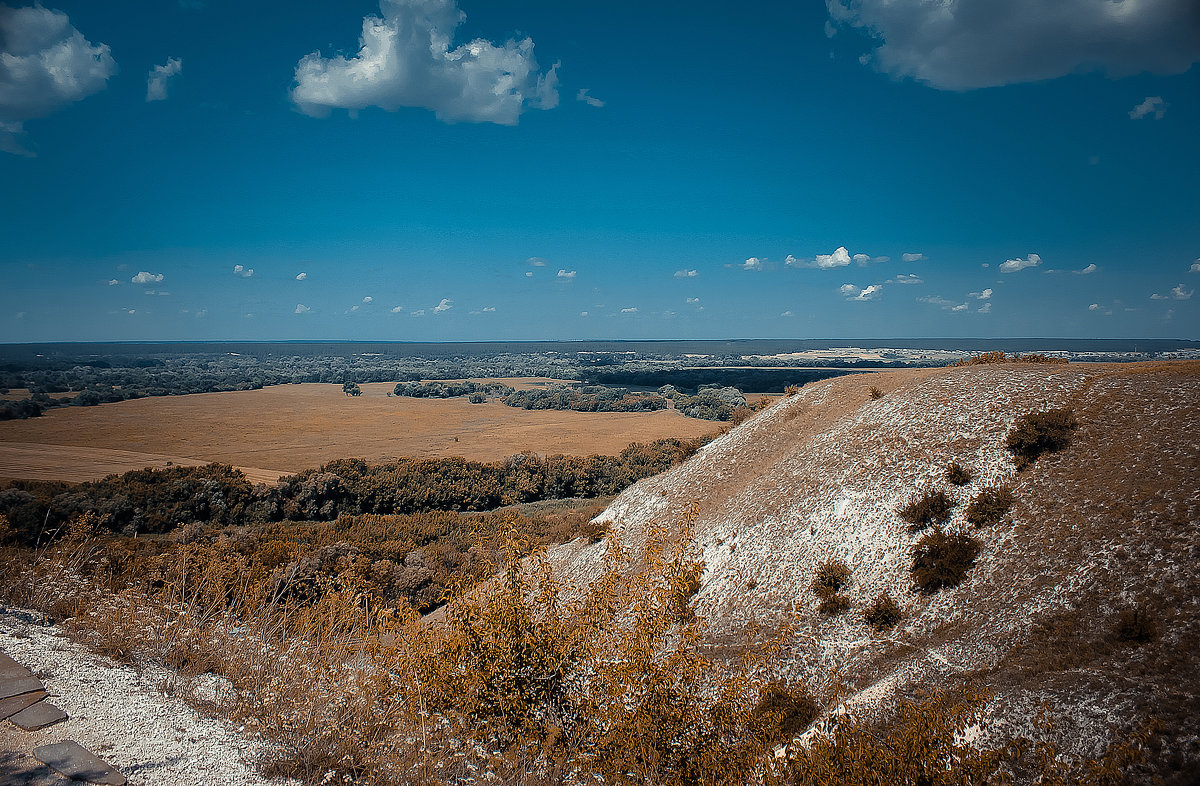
[0,606,296,786]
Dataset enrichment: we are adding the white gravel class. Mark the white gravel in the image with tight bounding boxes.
[0,606,295,786]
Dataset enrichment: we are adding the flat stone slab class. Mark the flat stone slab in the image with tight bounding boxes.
[0,675,44,700]
[10,700,68,730]
[0,651,33,680]
[0,689,47,721]
[33,741,127,785]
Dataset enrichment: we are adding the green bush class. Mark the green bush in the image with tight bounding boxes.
[964,485,1014,527]
[898,489,954,532]
[944,463,972,486]
[1005,408,1078,470]
[863,592,903,631]
[911,528,981,593]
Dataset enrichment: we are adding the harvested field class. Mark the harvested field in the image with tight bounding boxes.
[0,381,719,481]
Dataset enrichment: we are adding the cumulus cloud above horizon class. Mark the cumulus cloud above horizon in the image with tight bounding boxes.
[291,0,559,125]
[146,58,182,102]
[827,0,1200,90]
[0,4,117,155]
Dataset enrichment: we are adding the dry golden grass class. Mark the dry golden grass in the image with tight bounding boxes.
[0,380,718,480]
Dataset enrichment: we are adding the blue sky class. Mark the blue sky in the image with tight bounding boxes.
[1,0,1197,342]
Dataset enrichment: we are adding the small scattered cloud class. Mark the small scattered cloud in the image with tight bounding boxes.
[674,269,698,278]
[557,269,576,279]
[1190,260,1200,273]
[1170,284,1193,300]
[620,306,638,313]
[686,297,700,304]
[853,253,890,266]
[780,310,794,317]
[969,288,993,300]
[411,309,426,317]
[1089,303,1100,311]
[194,308,208,318]
[233,264,254,278]
[482,306,495,312]
[1129,96,1166,120]
[146,58,183,102]
[296,272,308,280]
[918,295,967,311]
[901,252,926,263]
[362,296,373,303]
[390,305,404,313]
[951,303,968,312]
[433,298,453,313]
[525,271,534,278]
[840,283,882,301]
[579,311,588,317]
[348,305,360,313]
[107,279,120,286]
[0,5,117,156]
[999,253,1042,273]
[131,271,164,284]
[742,257,765,271]
[576,88,605,107]
[291,0,559,125]
[977,302,992,314]
[886,273,923,285]
[527,256,547,266]
[294,303,311,314]
[1077,263,1097,274]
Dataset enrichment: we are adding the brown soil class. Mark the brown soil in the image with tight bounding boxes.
[0,381,718,480]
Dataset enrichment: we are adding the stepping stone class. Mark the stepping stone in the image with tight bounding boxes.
[10,700,68,730]
[0,675,44,700]
[0,652,32,680]
[0,689,47,721]
[33,741,127,786]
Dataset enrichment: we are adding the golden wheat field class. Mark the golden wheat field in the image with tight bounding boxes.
[0,381,719,482]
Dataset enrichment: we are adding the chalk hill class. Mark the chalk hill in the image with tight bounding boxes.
[550,361,1199,782]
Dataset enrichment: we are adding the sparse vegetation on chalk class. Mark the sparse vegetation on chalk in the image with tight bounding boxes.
[910,528,982,593]
[869,386,884,400]
[1006,407,1079,470]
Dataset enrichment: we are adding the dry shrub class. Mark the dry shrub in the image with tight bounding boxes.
[1012,353,1068,364]
[862,592,903,631]
[944,462,972,486]
[911,528,981,594]
[811,559,852,615]
[784,385,800,396]
[868,386,884,400]
[818,594,852,616]
[897,489,954,532]
[729,405,756,427]
[964,485,1014,527]
[1006,408,1078,471]
[951,351,1009,366]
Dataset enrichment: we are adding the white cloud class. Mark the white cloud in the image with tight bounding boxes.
[481,306,495,312]
[411,309,426,317]
[296,272,308,280]
[886,273,923,285]
[742,257,765,271]
[107,279,119,286]
[1077,264,1097,274]
[1190,260,1200,273]
[146,57,182,102]
[977,302,992,314]
[291,0,559,125]
[557,269,576,279]
[195,308,207,318]
[901,252,926,263]
[815,247,852,269]
[390,305,404,313]
[0,5,116,156]
[840,283,882,301]
[527,256,547,266]
[686,297,700,304]
[827,0,1200,91]
[1129,96,1166,120]
[851,253,889,266]
[131,271,164,284]
[999,253,1042,273]
[295,303,311,314]
[349,305,360,313]
[233,264,254,278]
[433,297,453,313]
[969,288,993,300]
[362,296,373,303]
[1171,284,1193,300]
[524,271,533,278]
[1089,303,1100,311]
[918,295,967,311]
[579,310,588,317]
[780,310,794,317]
[674,269,698,278]
[620,306,637,313]
[576,88,605,107]
[951,303,968,312]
